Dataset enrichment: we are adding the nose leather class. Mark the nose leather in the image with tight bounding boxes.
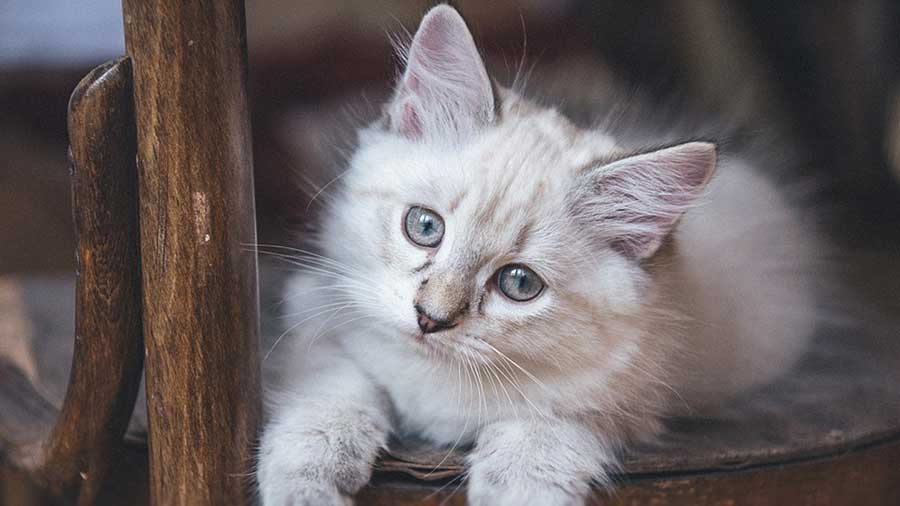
[415,305,456,333]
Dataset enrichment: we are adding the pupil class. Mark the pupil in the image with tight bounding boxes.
[420,217,433,235]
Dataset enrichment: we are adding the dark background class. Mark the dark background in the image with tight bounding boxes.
[2,0,899,276]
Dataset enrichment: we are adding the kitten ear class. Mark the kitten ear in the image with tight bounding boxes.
[387,5,495,140]
[579,142,717,260]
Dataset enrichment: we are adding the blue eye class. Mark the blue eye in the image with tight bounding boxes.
[404,206,445,248]
[496,264,544,302]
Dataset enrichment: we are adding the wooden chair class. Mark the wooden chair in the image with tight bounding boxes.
[1,1,899,505]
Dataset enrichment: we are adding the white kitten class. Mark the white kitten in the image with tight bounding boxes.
[257,5,820,505]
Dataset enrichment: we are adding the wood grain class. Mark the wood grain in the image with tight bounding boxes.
[37,57,145,506]
[357,437,900,505]
[121,1,262,504]
[1,357,150,506]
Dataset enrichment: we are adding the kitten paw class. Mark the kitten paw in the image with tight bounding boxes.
[466,475,586,506]
[260,481,353,506]
[465,419,607,506]
[257,415,384,506]
[257,436,372,506]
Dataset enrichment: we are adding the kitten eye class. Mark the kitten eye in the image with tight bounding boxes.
[496,264,544,302]
[404,206,445,248]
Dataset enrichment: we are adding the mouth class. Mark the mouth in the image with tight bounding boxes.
[411,329,455,355]
[410,328,488,362]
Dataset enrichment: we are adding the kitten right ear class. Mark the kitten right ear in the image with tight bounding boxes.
[578,142,717,260]
[386,5,495,141]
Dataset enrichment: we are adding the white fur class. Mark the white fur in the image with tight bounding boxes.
[257,5,820,505]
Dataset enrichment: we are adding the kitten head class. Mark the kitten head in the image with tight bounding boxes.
[318,5,716,375]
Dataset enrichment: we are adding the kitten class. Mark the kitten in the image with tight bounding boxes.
[257,5,820,505]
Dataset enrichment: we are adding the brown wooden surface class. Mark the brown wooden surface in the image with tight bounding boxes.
[121,0,262,505]
[359,436,900,505]
[0,58,145,504]
[0,359,150,506]
[35,57,145,506]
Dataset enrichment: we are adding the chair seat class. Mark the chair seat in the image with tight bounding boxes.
[3,272,900,504]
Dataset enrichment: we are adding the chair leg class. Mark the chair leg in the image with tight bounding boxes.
[41,57,145,506]
[122,1,262,504]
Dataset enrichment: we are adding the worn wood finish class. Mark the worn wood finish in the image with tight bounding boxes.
[1,357,150,506]
[32,58,145,505]
[358,437,900,505]
[121,1,261,504]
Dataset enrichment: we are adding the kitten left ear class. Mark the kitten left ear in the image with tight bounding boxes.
[578,142,717,260]
[386,5,495,140]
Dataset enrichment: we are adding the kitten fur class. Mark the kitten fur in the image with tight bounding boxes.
[257,5,820,505]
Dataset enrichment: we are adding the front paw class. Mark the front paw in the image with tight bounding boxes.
[257,419,381,506]
[260,481,353,506]
[257,432,374,506]
[467,472,587,506]
[465,419,608,506]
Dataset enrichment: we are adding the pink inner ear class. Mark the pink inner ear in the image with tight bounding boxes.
[587,142,717,260]
[405,73,421,93]
[389,5,494,139]
[400,102,422,138]
[414,10,455,54]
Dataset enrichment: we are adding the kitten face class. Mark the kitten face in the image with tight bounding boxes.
[323,103,647,374]
[315,5,714,378]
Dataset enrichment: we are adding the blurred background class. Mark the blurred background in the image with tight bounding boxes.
[2,0,899,276]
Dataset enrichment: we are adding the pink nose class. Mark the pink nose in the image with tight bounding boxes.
[415,305,455,334]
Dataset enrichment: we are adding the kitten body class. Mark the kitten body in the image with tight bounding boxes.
[258,6,819,505]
